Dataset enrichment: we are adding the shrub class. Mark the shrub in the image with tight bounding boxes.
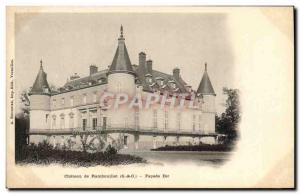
[16,141,145,166]
[104,145,117,155]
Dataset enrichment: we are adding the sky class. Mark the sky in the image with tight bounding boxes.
[15,12,236,114]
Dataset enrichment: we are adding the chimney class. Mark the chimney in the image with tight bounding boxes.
[173,67,180,80]
[70,73,80,80]
[139,52,146,69]
[90,65,98,75]
[146,60,152,74]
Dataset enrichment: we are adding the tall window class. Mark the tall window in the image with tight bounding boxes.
[83,94,87,105]
[70,96,74,107]
[82,119,87,131]
[134,110,139,129]
[52,115,56,128]
[45,114,49,123]
[92,118,97,130]
[153,110,157,129]
[61,98,65,106]
[177,112,181,130]
[164,110,168,130]
[123,135,128,146]
[60,114,65,129]
[69,112,74,128]
[192,114,196,131]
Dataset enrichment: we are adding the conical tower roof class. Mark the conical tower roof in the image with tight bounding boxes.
[30,60,51,95]
[108,25,135,76]
[197,63,216,95]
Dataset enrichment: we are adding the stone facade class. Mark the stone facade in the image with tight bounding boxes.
[28,26,218,151]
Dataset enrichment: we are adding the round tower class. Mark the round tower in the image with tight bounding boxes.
[106,25,136,133]
[29,60,51,131]
[107,25,136,96]
[197,63,216,135]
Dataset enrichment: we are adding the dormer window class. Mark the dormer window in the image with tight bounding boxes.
[169,82,176,88]
[186,85,192,92]
[43,88,49,93]
[155,76,164,85]
[160,80,164,86]
[146,77,152,83]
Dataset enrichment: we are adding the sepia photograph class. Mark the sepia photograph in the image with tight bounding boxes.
[6,6,294,189]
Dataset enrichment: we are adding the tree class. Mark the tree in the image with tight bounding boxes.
[15,89,31,161]
[76,133,106,153]
[19,89,30,116]
[216,87,240,144]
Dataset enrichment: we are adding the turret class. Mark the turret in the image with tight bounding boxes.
[197,63,216,134]
[107,25,136,96]
[106,26,136,133]
[28,60,51,131]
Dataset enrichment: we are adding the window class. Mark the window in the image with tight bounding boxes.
[172,83,176,88]
[60,117,65,129]
[93,92,97,103]
[164,110,168,130]
[160,80,164,86]
[52,115,56,128]
[177,112,181,130]
[69,112,74,128]
[92,118,97,130]
[192,114,196,131]
[134,110,139,129]
[61,98,65,106]
[153,110,157,129]
[147,77,152,83]
[45,114,49,123]
[123,135,128,146]
[82,119,87,131]
[70,96,74,107]
[69,117,74,128]
[60,114,65,129]
[82,94,87,104]
[102,116,107,128]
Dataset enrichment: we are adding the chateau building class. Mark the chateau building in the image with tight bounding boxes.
[28,26,218,150]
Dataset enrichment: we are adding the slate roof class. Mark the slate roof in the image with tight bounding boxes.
[63,69,108,89]
[197,63,216,95]
[60,67,190,95]
[107,26,135,76]
[29,61,51,95]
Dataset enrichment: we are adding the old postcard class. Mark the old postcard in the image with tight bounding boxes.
[6,6,294,188]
